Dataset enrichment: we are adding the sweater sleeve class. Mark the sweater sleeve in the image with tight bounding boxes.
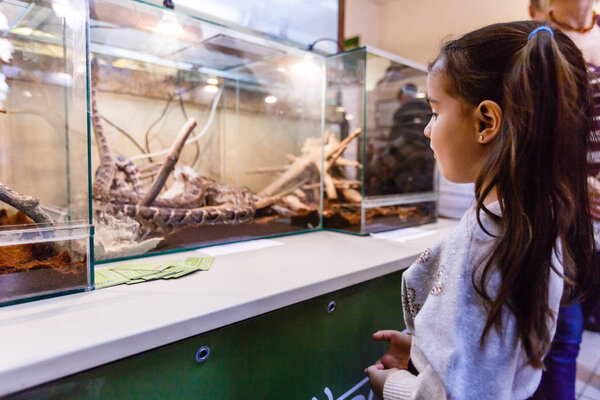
[383,370,416,400]
[383,365,447,400]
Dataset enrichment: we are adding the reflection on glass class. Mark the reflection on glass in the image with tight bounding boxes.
[88,0,325,262]
[324,47,438,234]
[174,0,338,52]
[0,0,91,304]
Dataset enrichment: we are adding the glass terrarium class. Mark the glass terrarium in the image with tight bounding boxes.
[0,0,91,304]
[324,47,437,234]
[89,0,324,262]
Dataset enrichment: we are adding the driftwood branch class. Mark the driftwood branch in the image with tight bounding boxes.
[259,158,314,197]
[139,118,197,207]
[254,128,363,209]
[301,182,320,190]
[340,188,362,203]
[0,182,54,226]
[138,162,163,179]
[177,92,202,167]
[326,128,362,171]
[246,166,288,175]
[334,158,363,169]
[280,194,310,212]
[331,178,362,189]
[324,173,337,200]
[254,178,311,209]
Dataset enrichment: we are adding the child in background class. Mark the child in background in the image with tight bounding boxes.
[365,21,598,399]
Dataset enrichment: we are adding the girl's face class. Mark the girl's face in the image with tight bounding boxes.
[424,70,488,183]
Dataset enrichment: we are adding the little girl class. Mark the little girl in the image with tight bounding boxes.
[365,21,598,399]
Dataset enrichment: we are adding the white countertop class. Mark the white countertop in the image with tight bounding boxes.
[0,220,457,396]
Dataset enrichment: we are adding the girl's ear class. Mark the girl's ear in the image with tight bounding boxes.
[475,100,502,144]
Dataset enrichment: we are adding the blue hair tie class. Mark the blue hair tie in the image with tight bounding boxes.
[528,26,554,40]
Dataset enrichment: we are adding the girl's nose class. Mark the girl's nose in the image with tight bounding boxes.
[424,119,432,138]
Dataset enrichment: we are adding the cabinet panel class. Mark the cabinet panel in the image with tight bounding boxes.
[8,270,405,399]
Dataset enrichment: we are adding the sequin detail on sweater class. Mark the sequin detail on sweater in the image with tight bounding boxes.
[430,264,445,295]
[402,287,423,318]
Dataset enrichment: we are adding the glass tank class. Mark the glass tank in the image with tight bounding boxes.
[324,47,437,234]
[0,0,91,304]
[89,0,324,262]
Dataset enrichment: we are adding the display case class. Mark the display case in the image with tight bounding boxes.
[88,0,325,262]
[0,0,91,304]
[324,47,437,234]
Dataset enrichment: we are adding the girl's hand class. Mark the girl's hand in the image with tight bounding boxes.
[365,365,399,399]
[371,330,412,370]
[588,176,600,220]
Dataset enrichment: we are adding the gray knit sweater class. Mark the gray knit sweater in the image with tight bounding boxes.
[383,203,564,400]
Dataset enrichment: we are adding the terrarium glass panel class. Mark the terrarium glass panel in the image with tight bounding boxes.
[0,0,91,304]
[324,47,437,234]
[89,0,324,261]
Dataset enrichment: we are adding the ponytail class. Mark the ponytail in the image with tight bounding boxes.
[431,21,597,368]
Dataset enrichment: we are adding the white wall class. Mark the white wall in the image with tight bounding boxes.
[346,0,530,64]
[379,0,529,64]
[345,0,381,48]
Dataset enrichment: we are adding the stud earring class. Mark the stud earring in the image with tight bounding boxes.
[479,134,484,141]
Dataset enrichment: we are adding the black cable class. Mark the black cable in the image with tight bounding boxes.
[307,38,344,52]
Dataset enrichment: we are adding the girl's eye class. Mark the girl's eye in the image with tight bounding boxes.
[431,112,438,119]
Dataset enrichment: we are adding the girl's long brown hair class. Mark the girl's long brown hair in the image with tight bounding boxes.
[431,21,597,368]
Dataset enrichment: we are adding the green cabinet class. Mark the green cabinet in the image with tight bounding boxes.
[9,270,405,399]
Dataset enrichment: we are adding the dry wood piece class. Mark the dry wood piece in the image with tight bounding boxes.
[139,118,197,207]
[252,128,363,213]
[0,182,53,226]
